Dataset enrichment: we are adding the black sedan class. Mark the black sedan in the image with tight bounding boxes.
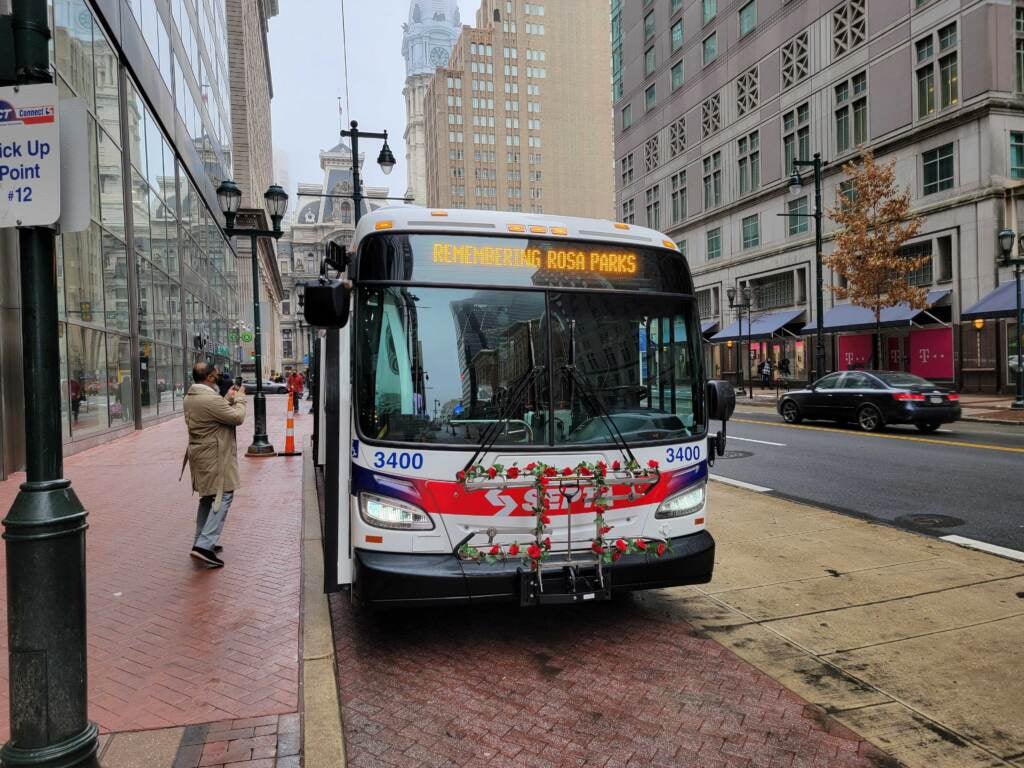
[777,371,961,432]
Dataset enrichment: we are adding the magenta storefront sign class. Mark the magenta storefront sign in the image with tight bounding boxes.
[838,334,873,370]
[908,327,954,379]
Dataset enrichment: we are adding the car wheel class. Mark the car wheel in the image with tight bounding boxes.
[916,422,940,433]
[857,404,884,432]
[780,399,803,424]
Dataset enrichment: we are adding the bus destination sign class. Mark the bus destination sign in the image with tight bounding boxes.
[431,241,638,276]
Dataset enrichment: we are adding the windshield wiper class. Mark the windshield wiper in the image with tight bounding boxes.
[561,363,639,470]
[461,365,546,473]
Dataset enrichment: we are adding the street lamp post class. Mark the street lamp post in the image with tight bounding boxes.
[997,228,1024,409]
[217,180,289,456]
[296,283,316,414]
[789,153,828,381]
[727,285,754,400]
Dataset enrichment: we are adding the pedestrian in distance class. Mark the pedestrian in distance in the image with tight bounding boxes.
[288,369,304,413]
[760,359,772,389]
[181,362,247,568]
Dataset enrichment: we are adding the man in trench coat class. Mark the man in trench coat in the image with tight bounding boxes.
[183,361,247,567]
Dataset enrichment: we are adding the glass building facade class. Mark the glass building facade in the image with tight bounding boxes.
[0,0,244,474]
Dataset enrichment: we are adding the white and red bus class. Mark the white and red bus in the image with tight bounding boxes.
[304,207,735,608]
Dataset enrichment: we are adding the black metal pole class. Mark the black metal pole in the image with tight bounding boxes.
[813,153,826,382]
[1014,262,1024,409]
[2,1,99,765]
[247,232,274,455]
[745,305,752,399]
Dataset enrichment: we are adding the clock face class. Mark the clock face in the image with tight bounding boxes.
[429,47,449,67]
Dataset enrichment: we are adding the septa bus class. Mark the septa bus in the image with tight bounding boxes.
[304,207,735,609]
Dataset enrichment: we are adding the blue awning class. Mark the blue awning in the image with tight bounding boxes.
[962,282,1019,320]
[711,309,805,342]
[801,289,950,334]
[700,319,718,335]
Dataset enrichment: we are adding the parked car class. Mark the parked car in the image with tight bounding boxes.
[777,371,961,433]
[567,410,692,443]
[242,379,288,395]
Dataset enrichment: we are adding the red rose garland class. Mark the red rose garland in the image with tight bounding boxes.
[456,459,671,569]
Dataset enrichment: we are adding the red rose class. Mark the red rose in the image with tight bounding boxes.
[611,460,621,471]
[635,538,647,551]
[544,467,557,477]
[656,542,667,557]
[599,525,612,535]
[615,539,628,553]
[596,461,606,471]
[647,459,659,469]
[561,467,573,476]
[489,544,501,556]
[456,470,466,482]
[508,543,520,556]
[506,466,520,479]
[579,465,592,477]
[525,463,536,471]
[543,536,551,550]
[591,540,604,554]
[486,467,498,479]
[540,514,551,525]
[595,463,606,477]
[527,544,542,559]
[611,550,622,562]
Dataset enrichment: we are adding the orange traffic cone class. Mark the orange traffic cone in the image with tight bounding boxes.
[278,393,301,456]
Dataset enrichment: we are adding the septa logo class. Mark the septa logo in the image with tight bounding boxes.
[0,100,56,125]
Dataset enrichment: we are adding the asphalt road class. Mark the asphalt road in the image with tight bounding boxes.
[710,406,1024,552]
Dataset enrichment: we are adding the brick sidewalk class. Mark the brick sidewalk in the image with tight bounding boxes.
[331,596,892,768]
[0,394,310,741]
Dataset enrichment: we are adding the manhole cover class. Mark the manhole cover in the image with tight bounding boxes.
[895,514,965,529]
[719,450,753,460]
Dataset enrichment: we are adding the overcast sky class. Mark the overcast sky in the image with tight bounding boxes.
[267,0,477,207]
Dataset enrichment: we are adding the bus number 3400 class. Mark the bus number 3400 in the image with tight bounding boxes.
[372,451,424,470]
[664,445,701,464]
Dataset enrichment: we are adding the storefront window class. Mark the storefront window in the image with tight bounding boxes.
[98,125,125,237]
[1010,321,1021,387]
[157,344,174,413]
[54,0,95,112]
[137,258,154,339]
[131,171,151,260]
[107,334,135,426]
[102,230,130,332]
[66,325,109,438]
[139,340,158,419]
[63,223,104,326]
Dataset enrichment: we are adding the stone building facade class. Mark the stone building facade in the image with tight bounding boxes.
[422,0,614,219]
[614,0,1024,392]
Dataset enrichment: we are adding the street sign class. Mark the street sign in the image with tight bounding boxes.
[0,83,60,227]
[228,329,240,342]
[241,331,254,343]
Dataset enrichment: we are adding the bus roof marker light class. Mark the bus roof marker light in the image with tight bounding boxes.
[430,211,449,217]
[507,224,527,233]
[663,240,678,250]
[375,221,394,231]
[614,223,630,230]
[529,225,547,234]
[550,226,568,236]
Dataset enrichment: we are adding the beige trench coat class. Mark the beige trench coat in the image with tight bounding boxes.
[183,384,247,496]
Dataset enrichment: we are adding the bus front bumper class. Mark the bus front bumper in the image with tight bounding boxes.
[351,530,715,608]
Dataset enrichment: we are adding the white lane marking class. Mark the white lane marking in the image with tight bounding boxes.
[940,535,1024,563]
[730,436,787,447]
[710,475,772,493]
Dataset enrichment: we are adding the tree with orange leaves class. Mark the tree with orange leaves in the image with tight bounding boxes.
[826,149,926,368]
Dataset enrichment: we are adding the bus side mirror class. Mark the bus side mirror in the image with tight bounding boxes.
[706,379,736,422]
[303,280,351,329]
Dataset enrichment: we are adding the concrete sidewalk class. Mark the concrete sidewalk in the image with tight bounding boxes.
[641,481,1024,768]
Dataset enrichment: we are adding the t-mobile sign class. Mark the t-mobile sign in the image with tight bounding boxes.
[838,334,872,370]
[908,327,954,379]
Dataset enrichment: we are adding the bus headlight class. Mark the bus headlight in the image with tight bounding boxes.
[655,481,706,519]
[360,493,435,530]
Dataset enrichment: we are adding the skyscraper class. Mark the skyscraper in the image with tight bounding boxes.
[402,0,463,205]
[422,0,614,219]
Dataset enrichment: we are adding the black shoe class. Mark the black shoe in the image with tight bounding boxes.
[190,547,224,567]
[214,545,223,553]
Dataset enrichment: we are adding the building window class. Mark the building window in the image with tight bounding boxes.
[706,227,722,260]
[671,171,686,223]
[736,66,758,117]
[622,103,632,130]
[620,152,634,185]
[741,215,760,249]
[644,135,660,172]
[644,46,656,76]
[703,151,722,209]
[645,184,661,229]
[916,23,958,118]
[834,71,867,154]
[671,60,684,90]
[739,1,756,37]
[703,0,717,25]
[738,131,759,195]
[837,179,858,209]
[701,93,720,138]
[697,288,714,318]
[832,0,866,58]
[787,196,809,235]
[753,272,795,309]
[922,143,954,194]
[283,339,293,359]
[671,20,683,52]
[644,11,655,40]
[901,242,934,286]
[783,102,810,176]
[782,31,809,89]
[622,197,635,223]
[1016,7,1024,92]
[703,32,718,66]
[668,116,686,157]
[672,0,683,12]
[645,84,656,110]
[1012,132,1024,179]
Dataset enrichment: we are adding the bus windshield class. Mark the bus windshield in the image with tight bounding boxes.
[354,238,705,449]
